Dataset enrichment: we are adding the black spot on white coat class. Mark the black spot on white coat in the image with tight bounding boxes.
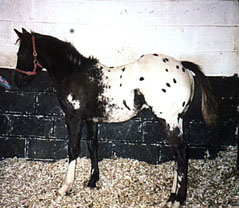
[163,58,169,63]
[123,100,131,111]
[166,83,171,87]
[139,77,144,81]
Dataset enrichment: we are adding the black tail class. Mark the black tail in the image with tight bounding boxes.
[181,61,218,125]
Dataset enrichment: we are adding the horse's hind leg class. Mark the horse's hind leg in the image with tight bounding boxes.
[57,114,83,196]
[86,121,99,187]
[165,118,188,208]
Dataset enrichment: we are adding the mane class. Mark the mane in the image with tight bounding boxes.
[31,32,99,72]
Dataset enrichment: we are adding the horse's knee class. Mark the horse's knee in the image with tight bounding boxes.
[68,143,81,161]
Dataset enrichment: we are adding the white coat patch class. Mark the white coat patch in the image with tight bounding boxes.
[67,93,80,109]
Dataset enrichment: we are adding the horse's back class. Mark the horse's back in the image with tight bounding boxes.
[99,54,195,125]
[137,54,194,123]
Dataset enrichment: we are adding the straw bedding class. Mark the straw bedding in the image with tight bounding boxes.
[0,146,238,208]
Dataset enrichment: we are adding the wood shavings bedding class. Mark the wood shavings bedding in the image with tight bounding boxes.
[0,146,238,208]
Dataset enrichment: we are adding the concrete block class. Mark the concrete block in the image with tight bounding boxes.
[175,51,239,76]
[113,142,159,164]
[0,0,32,21]
[28,139,68,159]
[0,21,13,43]
[213,1,239,25]
[31,0,88,23]
[98,120,143,143]
[164,1,239,26]
[0,137,26,158]
[0,91,35,114]
[0,45,18,68]
[193,26,237,51]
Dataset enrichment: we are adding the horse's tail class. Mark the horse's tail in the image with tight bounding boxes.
[181,61,218,126]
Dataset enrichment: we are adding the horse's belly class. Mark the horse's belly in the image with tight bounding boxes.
[102,107,138,123]
[100,92,139,123]
[96,81,141,123]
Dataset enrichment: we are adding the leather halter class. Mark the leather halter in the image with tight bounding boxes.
[15,36,43,76]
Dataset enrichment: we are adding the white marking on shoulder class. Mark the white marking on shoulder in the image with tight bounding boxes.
[67,93,80,110]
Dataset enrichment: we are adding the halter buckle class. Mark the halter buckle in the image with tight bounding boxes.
[33,51,37,57]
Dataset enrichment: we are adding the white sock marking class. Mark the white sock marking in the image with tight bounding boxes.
[171,167,178,194]
[58,160,76,196]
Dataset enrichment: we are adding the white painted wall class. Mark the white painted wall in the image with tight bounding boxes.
[0,0,238,76]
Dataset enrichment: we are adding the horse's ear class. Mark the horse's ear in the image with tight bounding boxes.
[22,28,28,34]
[14,29,22,38]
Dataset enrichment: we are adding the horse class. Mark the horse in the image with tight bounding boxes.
[13,28,217,208]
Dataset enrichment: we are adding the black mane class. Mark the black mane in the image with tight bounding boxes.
[31,32,99,72]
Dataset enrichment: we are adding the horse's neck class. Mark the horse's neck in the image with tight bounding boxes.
[37,39,69,83]
[37,37,97,85]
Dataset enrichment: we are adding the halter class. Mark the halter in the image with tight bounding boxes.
[15,36,43,76]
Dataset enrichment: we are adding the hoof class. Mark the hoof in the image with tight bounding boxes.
[57,183,72,196]
[87,179,97,188]
[167,193,185,208]
[167,201,181,208]
[87,174,99,188]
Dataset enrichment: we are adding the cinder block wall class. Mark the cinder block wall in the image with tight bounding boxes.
[0,68,238,162]
[0,0,238,75]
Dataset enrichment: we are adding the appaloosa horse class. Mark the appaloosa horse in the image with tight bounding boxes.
[14,28,217,207]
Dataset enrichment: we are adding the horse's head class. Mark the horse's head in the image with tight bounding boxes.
[14,28,43,88]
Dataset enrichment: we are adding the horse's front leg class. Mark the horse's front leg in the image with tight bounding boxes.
[57,114,83,196]
[86,120,99,188]
[166,122,188,208]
